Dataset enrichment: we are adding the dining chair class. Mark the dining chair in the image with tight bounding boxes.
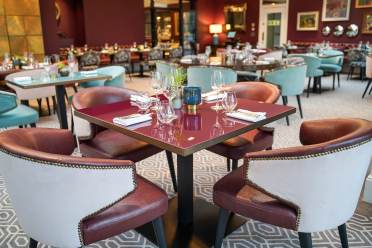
[187,66,238,93]
[72,86,178,192]
[207,82,280,171]
[362,55,372,98]
[0,90,38,129]
[0,128,168,248]
[347,49,366,81]
[264,65,307,125]
[147,48,164,71]
[288,54,323,97]
[80,66,125,88]
[112,49,133,81]
[6,69,57,116]
[169,47,183,60]
[319,50,344,89]
[214,118,372,248]
[79,51,101,70]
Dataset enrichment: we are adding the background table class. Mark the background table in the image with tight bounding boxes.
[7,72,111,129]
[76,98,295,247]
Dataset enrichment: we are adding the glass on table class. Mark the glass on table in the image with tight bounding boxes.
[222,90,237,113]
[136,92,152,114]
[210,69,224,110]
[157,101,177,125]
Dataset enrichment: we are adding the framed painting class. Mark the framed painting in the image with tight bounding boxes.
[297,11,319,31]
[322,0,351,21]
[362,11,372,34]
[356,0,372,8]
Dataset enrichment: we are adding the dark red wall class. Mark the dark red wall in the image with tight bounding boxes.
[288,0,372,43]
[40,0,60,54]
[82,0,145,46]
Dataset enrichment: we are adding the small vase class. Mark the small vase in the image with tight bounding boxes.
[172,87,183,109]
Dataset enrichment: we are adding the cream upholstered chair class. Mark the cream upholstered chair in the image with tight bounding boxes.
[362,55,372,98]
[0,128,168,248]
[214,118,372,248]
[6,69,56,115]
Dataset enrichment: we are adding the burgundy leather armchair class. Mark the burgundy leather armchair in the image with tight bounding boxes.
[213,118,372,248]
[72,86,177,192]
[0,128,168,248]
[207,81,280,171]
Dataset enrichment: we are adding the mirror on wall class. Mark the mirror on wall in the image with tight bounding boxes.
[333,25,344,37]
[322,26,331,36]
[346,24,359,38]
[224,3,247,32]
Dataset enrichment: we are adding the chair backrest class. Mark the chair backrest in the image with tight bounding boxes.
[258,50,283,61]
[366,55,372,78]
[6,69,56,100]
[288,54,321,77]
[81,66,125,88]
[348,49,365,62]
[80,51,101,68]
[245,118,372,233]
[72,86,137,139]
[0,91,17,114]
[170,47,183,58]
[149,49,163,61]
[0,128,135,247]
[113,49,131,64]
[228,81,280,104]
[264,65,307,96]
[187,66,238,93]
[321,49,344,66]
[156,61,175,76]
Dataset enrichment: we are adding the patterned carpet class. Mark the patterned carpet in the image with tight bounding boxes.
[1,74,372,247]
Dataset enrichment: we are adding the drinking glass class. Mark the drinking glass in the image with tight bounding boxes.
[43,56,51,75]
[68,53,76,74]
[222,91,237,113]
[136,92,152,114]
[157,101,176,125]
[205,46,212,57]
[162,75,176,102]
[151,71,162,110]
[211,70,223,110]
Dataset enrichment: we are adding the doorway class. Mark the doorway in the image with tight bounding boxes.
[258,0,289,49]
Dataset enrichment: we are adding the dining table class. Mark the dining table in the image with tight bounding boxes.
[7,72,111,129]
[75,97,296,247]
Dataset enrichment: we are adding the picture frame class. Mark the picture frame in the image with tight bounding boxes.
[297,11,319,31]
[322,0,351,22]
[362,11,372,34]
[356,0,372,8]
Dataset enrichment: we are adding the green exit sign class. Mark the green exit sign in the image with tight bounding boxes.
[268,20,280,26]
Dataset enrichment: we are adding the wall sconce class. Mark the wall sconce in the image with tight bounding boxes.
[209,24,223,45]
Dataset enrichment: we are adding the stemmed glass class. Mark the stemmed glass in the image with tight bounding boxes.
[161,74,177,103]
[136,91,152,114]
[205,46,212,57]
[43,56,51,76]
[68,53,76,75]
[211,70,223,110]
[157,101,176,125]
[151,71,162,110]
[222,91,237,113]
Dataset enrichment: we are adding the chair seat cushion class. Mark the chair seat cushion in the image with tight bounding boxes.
[320,64,342,73]
[310,69,323,77]
[81,175,168,245]
[213,165,298,230]
[207,129,273,160]
[0,105,38,128]
[80,130,161,162]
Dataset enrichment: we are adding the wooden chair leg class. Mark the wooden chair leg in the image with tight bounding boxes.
[299,232,312,248]
[46,97,51,116]
[152,217,167,248]
[226,158,231,171]
[52,96,57,114]
[337,73,341,88]
[215,208,231,248]
[29,238,38,248]
[36,98,42,116]
[232,159,238,170]
[338,224,349,248]
[307,77,311,98]
[362,79,372,98]
[296,95,303,119]
[165,151,177,192]
[332,73,336,90]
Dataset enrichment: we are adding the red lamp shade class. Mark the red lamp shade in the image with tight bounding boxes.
[209,24,223,34]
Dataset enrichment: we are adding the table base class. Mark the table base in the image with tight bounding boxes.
[136,197,246,248]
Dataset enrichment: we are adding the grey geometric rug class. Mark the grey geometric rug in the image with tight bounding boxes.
[1,150,371,248]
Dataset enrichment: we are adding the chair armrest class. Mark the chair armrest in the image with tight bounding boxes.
[0,91,17,114]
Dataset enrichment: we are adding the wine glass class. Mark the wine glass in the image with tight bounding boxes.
[222,91,237,113]
[157,101,176,125]
[205,46,212,57]
[136,93,152,114]
[162,75,176,102]
[43,56,51,75]
[68,53,76,74]
[211,70,223,110]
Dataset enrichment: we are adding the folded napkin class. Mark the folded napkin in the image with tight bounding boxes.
[263,57,276,62]
[13,76,32,83]
[255,60,270,65]
[227,109,266,123]
[113,113,152,127]
[22,65,34,70]
[80,70,98,75]
[130,95,155,103]
[180,58,192,63]
[202,91,223,102]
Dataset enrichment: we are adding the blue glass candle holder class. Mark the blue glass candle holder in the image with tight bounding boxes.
[183,87,201,113]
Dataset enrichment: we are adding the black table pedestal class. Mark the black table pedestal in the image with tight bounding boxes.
[55,85,68,129]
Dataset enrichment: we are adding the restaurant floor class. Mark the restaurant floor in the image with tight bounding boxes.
[1,74,372,247]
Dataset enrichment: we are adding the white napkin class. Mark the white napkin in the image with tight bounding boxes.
[22,65,34,70]
[202,91,223,102]
[130,95,155,103]
[80,70,98,75]
[113,113,152,127]
[13,76,32,83]
[263,57,275,62]
[227,109,266,123]
[255,60,270,65]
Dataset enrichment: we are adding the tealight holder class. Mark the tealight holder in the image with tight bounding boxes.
[183,86,201,114]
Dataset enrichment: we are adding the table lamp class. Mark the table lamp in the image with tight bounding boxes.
[209,24,223,46]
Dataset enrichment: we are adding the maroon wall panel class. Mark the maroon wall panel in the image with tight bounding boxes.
[39,0,60,54]
[288,0,372,43]
[82,0,145,46]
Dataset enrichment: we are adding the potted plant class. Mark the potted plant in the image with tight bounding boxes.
[57,61,70,77]
[170,67,187,109]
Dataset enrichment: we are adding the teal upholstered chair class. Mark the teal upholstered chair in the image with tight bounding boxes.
[0,91,38,129]
[156,61,176,76]
[319,50,344,89]
[264,65,307,125]
[187,66,238,93]
[80,66,125,88]
[288,54,323,97]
